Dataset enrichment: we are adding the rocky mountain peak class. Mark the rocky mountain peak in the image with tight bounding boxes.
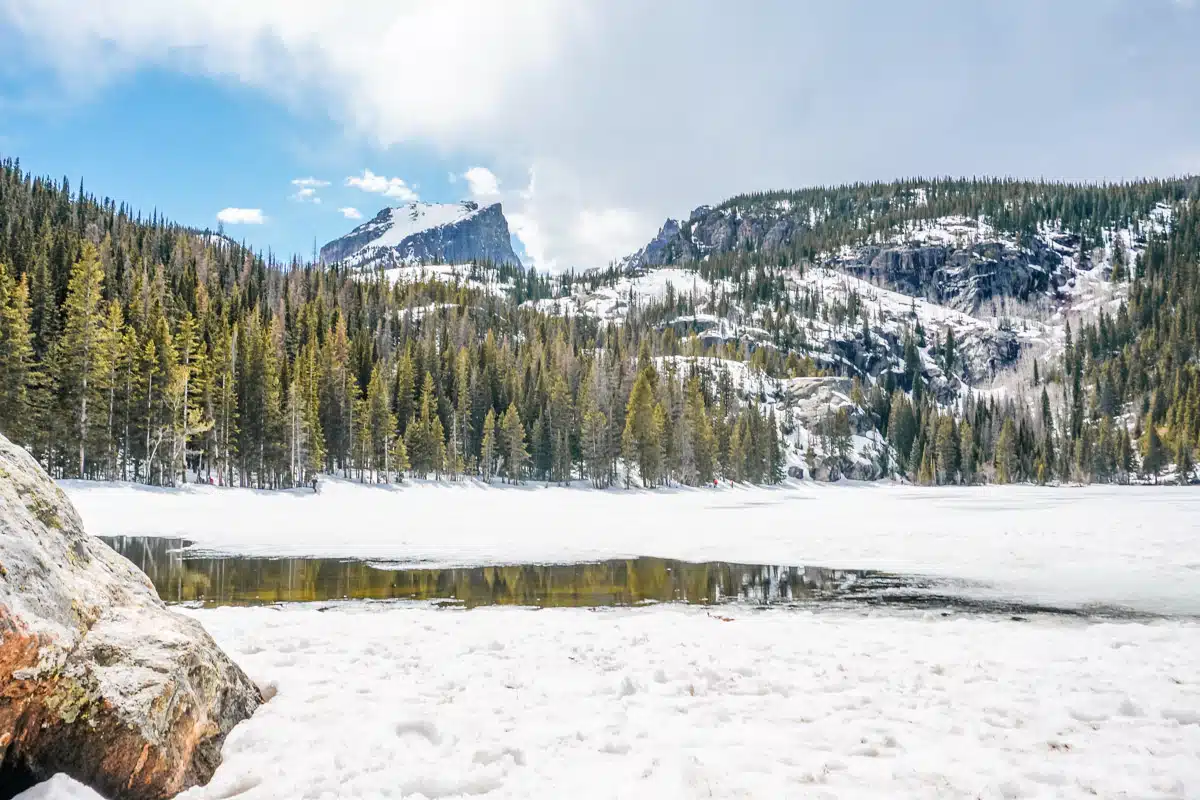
[320,200,521,271]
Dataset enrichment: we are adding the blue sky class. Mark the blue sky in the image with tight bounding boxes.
[0,68,499,263]
[1,1,1198,270]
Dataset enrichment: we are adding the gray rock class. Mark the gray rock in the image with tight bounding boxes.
[833,239,1062,313]
[321,201,521,270]
[0,434,261,800]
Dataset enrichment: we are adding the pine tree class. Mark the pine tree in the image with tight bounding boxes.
[682,377,715,485]
[935,416,960,484]
[995,418,1018,484]
[0,265,36,445]
[958,420,976,484]
[1140,415,1166,483]
[429,413,447,479]
[406,372,439,477]
[943,327,956,376]
[501,402,529,483]
[767,408,785,484]
[822,407,853,480]
[887,392,917,471]
[480,407,499,482]
[366,364,396,482]
[622,370,660,487]
[53,243,111,477]
[1176,439,1194,485]
[170,312,211,483]
[453,347,473,476]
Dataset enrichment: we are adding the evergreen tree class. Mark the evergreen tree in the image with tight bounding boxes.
[995,418,1018,484]
[767,408,785,484]
[501,402,529,483]
[1140,415,1166,483]
[887,392,917,472]
[0,265,36,445]
[53,243,111,477]
[622,369,661,487]
[935,416,960,484]
[480,407,499,482]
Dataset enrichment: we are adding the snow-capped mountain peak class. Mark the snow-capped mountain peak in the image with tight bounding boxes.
[320,200,521,270]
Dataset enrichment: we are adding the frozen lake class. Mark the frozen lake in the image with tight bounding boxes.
[26,481,1200,800]
[64,479,1200,615]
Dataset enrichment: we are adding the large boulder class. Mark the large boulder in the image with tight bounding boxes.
[0,435,261,800]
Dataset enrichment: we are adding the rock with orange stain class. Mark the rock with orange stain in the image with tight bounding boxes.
[0,434,261,800]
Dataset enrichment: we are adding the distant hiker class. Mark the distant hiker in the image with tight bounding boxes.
[311,476,321,494]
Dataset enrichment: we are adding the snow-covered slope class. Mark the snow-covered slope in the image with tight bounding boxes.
[531,199,1175,414]
[320,201,522,270]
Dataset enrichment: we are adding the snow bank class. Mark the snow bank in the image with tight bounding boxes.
[61,480,1200,615]
[14,775,105,800]
[169,604,1200,799]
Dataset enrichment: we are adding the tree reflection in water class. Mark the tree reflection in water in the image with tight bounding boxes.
[99,536,906,608]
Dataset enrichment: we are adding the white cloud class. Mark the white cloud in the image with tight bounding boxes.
[463,166,500,199]
[338,207,363,220]
[290,177,329,203]
[4,1,1198,268]
[345,169,419,202]
[217,207,265,225]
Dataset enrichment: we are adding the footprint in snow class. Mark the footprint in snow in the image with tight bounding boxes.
[395,719,442,745]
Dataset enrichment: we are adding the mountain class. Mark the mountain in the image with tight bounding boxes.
[547,177,1194,413]
[319,200,522,270]
[617,180,1186,311]
[2,155,1198,489]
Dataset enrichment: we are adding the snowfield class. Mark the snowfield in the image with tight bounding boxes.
[61,479,1200,616]
[24,603,1200,800]
[25,481,1200,800]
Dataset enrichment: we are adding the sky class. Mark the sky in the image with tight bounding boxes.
[0,0,1197,272]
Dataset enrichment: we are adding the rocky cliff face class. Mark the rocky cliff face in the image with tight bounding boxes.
[619,204,796,272]
[620,204,1081,312]
[320,201,522,270]
[830,237,1076,314]
[0,434,261,800]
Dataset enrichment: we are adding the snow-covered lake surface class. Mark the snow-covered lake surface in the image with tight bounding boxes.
[26,603,1200,800]
[25,482,1200,799]
[62,479,1200,616]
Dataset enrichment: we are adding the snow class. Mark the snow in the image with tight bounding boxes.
[14,775,105,800]
[27,475,1200,800]
[351,262,512,300]
[33,603,1200,800]
[60,480,1200,616]
[535,268,727,322]
[357,202,483,251]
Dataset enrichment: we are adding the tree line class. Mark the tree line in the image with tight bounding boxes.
[0,159,786,489]
[1,157,1196,488]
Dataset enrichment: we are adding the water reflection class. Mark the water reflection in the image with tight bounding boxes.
[100,536,902,608]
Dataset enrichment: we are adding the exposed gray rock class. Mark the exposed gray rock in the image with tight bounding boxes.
[620,204,797,272]
[321,201,521,270]
[618,202,1071,312]
[831,237,1065,313]
[0,434,261,800]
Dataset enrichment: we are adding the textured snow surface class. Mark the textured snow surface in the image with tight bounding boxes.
[25,605,1200,799]
[529,268,727,321]
[13,774,104,800]
[359,202,483,250]
[58,604,1200,799]
[61,480,1200,615]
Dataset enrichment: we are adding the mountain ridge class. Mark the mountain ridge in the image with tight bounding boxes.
[320,200,522,270]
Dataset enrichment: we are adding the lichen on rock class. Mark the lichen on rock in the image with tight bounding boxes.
[0,434,261,800]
